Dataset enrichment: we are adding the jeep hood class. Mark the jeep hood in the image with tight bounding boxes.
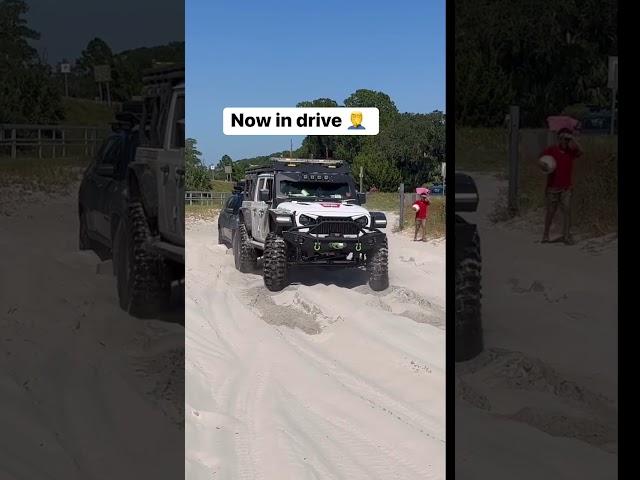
[277,200,369,218]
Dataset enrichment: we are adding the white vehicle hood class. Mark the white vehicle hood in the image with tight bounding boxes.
[276,200,369,221]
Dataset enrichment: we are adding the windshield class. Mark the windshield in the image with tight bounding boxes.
[279,180,355,200]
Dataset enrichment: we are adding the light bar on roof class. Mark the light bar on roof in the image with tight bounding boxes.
[271,157,344,165]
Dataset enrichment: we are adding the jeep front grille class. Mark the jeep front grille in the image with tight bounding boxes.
[309,217,360,235]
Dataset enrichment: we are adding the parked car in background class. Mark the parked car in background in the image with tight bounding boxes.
[430,184,445,196]
[580,109,617,134]
[217,191,243,245]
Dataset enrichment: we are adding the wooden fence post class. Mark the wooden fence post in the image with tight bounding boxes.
[11,128,16,159]
[508,105,520,214]
[399,183,405,231]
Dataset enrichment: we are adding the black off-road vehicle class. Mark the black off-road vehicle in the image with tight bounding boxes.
[233,158,389,292]
[455,172,483,361]
[78,64,185,317]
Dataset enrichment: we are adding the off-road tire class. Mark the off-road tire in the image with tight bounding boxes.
[113,202,170,318]
[367,238,389,291]
[233,223,257,273]
[263,233,288,292]
[79,210,90,250]
[455,228,483,362]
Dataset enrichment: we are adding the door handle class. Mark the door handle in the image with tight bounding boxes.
[160,165,170,185]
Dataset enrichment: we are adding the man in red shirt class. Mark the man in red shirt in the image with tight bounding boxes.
[541,128,583,245]
[413,193,430,241]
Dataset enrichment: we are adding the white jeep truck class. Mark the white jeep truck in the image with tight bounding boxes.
[78,64,185,317]
[233,158,389,291]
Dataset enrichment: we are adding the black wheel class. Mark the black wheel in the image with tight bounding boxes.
[367,238,389,291]
[233,223,257,273]
[79,209,90,250]
[113,202,170,318]
[455,227,483,362]
[263,233,288,292]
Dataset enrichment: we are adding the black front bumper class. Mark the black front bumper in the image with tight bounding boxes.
[282,230,386,256]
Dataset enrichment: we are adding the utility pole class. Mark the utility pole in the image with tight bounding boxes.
[290,138,293,160]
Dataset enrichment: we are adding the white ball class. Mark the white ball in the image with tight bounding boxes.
[412,204,420,212]
[538,155,556,174]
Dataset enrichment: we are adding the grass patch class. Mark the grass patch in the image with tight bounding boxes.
[365,192,398,212]
[0,156,89,193]
[518,134,617,236]
[460,126,617,237]
[367,192,445,239]
[455,127,508,173]
[402,196,445,239]
[211,180,235,193]
[61,97,116,126]
[185,204,220,221]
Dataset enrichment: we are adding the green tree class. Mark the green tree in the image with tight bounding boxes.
[185,138,212,190]
[70,39,184,101]
[352,151,402,192]
[344,89,399,127]
[455,0,617,126]
[212,154,234,180]
[0,0,39,65]
[77,38,114,74]
[231,91,445,193]
[296,98,339,159]
[0,0,62,123]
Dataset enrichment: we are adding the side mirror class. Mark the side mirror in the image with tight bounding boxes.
[258,189,271,202]
[357,192,367,205]
[96,164,115,177]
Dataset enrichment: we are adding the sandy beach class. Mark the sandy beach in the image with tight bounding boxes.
[185,214,446,479]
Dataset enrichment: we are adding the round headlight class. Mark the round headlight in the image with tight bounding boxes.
[355,216,368,227]
[299,214,313,226]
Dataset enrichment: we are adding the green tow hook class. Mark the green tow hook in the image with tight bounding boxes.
[314,241,321,252]
[355,242,362,252]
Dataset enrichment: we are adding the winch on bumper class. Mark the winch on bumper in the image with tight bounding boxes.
[282,229,387,255]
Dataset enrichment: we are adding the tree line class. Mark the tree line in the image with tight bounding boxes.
[455,0,617,127]
[188,89,445,193]
[0,0,184,124]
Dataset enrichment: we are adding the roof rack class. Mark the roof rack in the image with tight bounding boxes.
[245,157,351,176]
[270,157,344,166]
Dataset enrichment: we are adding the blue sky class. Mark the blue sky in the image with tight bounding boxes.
[186,0,445,166]
[27,0,183,63]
